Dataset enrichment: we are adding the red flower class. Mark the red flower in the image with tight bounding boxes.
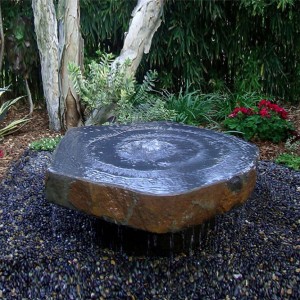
[259,108,270,118]
[245,108,254,115]
[271,105,288,119]
[228,107,253,118]
[279,110,288,119]
[273,105,281,112]
[258,99,271,108]
[228,101,288,120]
[258,100,289,119]
[0,149,4,159]
[240,107,248,114]
[233,107,242,114]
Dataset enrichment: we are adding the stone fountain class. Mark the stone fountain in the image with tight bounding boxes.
[46,121,258,254]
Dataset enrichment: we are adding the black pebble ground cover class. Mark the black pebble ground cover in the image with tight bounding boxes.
[0,150,299,299]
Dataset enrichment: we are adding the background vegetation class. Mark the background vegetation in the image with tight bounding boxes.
[1,0,299,105]
[1,0,40,100]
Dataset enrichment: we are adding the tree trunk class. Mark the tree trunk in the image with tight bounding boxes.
[24,77,33,115]
[112,0,165,76]
[58,0,84,129]
[32,0,61,131]
[86,0,165,125]
[0,3,4,73]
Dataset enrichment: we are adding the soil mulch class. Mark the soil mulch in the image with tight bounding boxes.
[0,103,300,182]
[0,105,61,181]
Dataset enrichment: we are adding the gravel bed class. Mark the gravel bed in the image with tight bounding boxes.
[0,149,299,299]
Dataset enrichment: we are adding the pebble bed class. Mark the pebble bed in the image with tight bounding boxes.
[0,149,299,299]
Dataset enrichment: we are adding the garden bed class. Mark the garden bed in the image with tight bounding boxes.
[1,103,300,182]
[0,104,299,298]
[0,149,299,298]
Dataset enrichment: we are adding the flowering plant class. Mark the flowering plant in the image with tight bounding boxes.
[223,99,294,143]
[0,149,4,158]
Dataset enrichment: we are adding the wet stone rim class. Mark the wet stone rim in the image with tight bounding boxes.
[49,122,259,195]
[46,122,259,233]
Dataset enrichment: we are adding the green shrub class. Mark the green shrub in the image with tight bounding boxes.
[165,88,213,126]
[275,136,300,170]
[223,99,294,143]
[275,153,300,171]
[68,52,176,125]
[29,136,63,152]
[197,91,262,124]
[165,89,268,129]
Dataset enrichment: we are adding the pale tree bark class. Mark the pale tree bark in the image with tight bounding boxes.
[58,0,84,129]
[0,3,4,73]
[32,0,61,131]
[113,0,165,75]
[24,77,33,115]
[86,0,165,125]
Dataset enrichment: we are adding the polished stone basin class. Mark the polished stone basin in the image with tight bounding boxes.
[46,121,258,233]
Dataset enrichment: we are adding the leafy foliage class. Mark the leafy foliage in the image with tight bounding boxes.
[0,87,29,140]
[80,0,135,59]
[68,52,175,125]
[165,89,207,126]
[165,88,223,127]
[284,136,300,155]
[81,0,300,103]
[275,153,300,171]
[69,52,125,109]
[223,99,294,143]
[1,0,41,98]
[275,134,300,170]
[165,88,265,128]
[0,0,299,115]
[29,136,63,152]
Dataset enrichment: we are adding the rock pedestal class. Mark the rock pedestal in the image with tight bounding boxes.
[46,121,258,234]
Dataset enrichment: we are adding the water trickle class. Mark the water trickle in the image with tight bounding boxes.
[189,227,195,256]
[51,207,57,238]
[90,219,215,256]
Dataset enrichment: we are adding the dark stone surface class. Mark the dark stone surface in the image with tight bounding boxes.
[46,121,259,233]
